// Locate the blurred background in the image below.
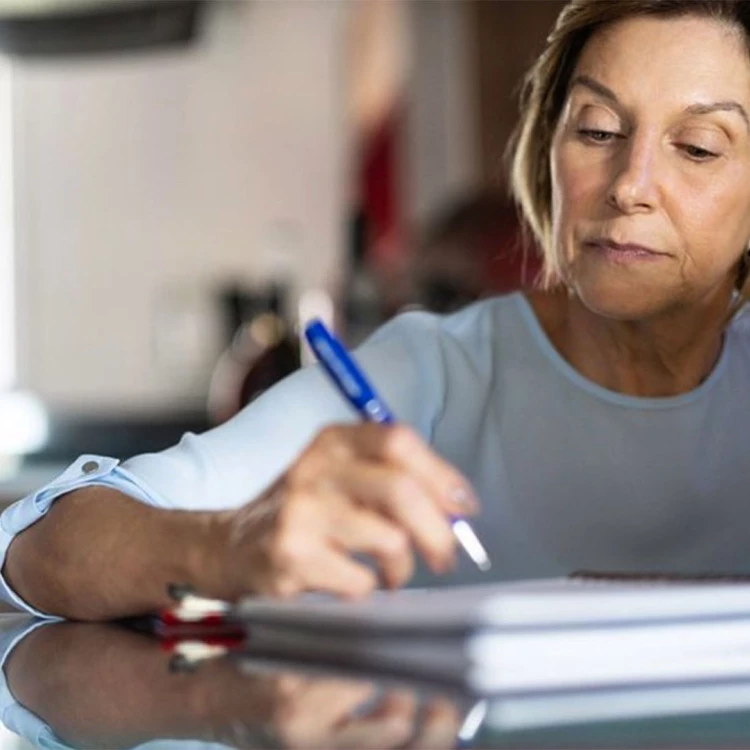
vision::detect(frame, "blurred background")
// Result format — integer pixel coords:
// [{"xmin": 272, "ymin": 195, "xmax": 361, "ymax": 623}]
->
[{"xmin": 0, "ymin": 0, "xmax": 563, "ymax": 507}]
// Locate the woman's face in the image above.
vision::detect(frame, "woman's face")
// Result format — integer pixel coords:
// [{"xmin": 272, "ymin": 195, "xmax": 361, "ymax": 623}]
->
[{"xmin": 550, "ymin": 15, "xmax": 750, "ymax": 319}]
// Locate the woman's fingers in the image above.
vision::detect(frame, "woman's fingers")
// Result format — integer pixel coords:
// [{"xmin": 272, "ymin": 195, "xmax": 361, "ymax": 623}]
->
[
  {"xmin": 329, "ymin": 690, "xmax": 419, "ymax": 750},
  {"xmin": 307, "ymin": 424, "xmax": 477, "ymax": 571},
  {"xmin": 233, "ymin": 422, "xmax": 480, "ymax": 600},
  {"xmin": 313, "ymin": 423, "xmax": 479, "ymax": 517},
  {"xmin": 259, "ymin": 489, "xmax": 414, "ymax": 593},
  {"xmin": 332, "ymin": 463, "xmax": 455, "ymax": 573},
  {"xmin": 276, "ymin": 678, "xmax": 376, "ymax": 748},
  {"xmin": 323, "ymin": 500, "xmax": 415, "ymax": 588},
  {"xmin": 263, "ymin": 514, "xmax": 379, "ymax": 599},
  {"xmin": 374, "ymin": 425, "xmax": 480, "ymax": 517},
  {"xmin": 405, "ymin": 697, "xmax": 462, "ymax": 750},
  {"xmin": 297, "ymin": 546, "xmax": 378, "ymax": 599},
  {"xmin": 333, "ymin": 424, "xmax": 479, "ymax": 515}
]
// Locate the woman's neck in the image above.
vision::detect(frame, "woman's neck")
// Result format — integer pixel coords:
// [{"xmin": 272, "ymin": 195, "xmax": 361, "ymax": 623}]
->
[{"xmin": 525, "ymin": 287, "xmax": 734, "ymax": 398}]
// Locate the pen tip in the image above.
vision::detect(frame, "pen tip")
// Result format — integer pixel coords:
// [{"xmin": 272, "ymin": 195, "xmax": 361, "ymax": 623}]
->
[{"xmin": 451, "ymin": 519, "xmax": 492, "ymax": 573}]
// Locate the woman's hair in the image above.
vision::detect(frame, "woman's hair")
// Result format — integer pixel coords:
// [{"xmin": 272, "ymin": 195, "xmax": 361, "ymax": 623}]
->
[{"xmin": 509, "ymin": 0, "xmax": 750, "ymax": 292}]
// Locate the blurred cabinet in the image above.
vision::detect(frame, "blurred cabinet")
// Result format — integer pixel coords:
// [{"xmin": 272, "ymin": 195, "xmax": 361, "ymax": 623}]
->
[{"xmin": 468, "ymin": 0, "xmax": 566, "ymax": 188}]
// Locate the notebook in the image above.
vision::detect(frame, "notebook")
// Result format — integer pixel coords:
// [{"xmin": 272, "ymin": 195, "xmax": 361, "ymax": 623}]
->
[
  {"xmin": 234, "ymin": 577, "xmax": 750, "ymax": 694},
  {"xmin": 235, "ymin": 576, "xmax": 750, "ymax": 634}
]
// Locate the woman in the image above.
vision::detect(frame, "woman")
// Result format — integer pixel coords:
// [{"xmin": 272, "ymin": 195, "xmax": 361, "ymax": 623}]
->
[{"xmin": 6, "ymin": 0, "xmax": 750, "ymax": 620}]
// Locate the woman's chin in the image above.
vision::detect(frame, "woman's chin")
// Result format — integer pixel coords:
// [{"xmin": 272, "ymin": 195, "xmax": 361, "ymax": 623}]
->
[{"xmin": 571, "ymin": 276, "xmax": 674, "ymax": 321}]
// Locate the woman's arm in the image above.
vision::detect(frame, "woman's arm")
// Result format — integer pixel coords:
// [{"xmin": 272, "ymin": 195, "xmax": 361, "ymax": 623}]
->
[
  {"xmin": 4, "ymin": 423, "xmax": 472, "ymax": 621},
  {"xmin": 3, "ymin": 486, "xmax": 231, "ymax": 620},
  {"xmin": 2, "ymin": 311, "xmax": 457, "ymax": 621}
]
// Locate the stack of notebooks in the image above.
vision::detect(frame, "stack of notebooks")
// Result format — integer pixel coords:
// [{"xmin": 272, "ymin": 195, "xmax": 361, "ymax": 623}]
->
[{"xmin": 227, "ymin": 575, "xmax": 750, "ymax": 696}]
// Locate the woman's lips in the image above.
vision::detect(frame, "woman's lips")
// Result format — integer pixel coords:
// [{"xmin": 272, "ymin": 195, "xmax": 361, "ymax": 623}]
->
[{"xmin": 585, "ymin": 239, "xmax": 667, "ymax": 263}]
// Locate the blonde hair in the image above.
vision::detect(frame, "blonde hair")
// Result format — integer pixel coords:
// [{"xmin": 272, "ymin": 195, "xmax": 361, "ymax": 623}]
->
[{"xmin": 509, "ymin": 0, "xmax": 750, "ymax": 295}]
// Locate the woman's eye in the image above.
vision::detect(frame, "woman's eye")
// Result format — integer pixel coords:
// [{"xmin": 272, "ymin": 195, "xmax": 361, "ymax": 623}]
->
[
  {"xmin": 577, "ymin": 129, "xmax": 619, "ymax": 144},
  {"xmin": 682, "ymin": 143, "xmax": 719, "ymax": 161}
]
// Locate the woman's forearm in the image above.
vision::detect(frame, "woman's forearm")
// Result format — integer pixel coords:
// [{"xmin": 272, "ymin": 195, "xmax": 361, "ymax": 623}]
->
[{"xmin": 2, "ymin": 487, "xmax": 230, "ymax": 620}]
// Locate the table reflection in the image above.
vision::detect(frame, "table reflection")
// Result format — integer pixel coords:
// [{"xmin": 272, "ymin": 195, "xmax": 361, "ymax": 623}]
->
[
  {"xmin": 2, "ymin": 621, "xmax": 467, "ymax": 750},
  {"xmin": 8, "ymin": 619, "xmax": 750, "ymax": 750}
]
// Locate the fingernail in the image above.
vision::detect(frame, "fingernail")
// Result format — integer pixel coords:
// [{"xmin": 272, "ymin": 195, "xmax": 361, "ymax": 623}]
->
[{"xmin": 450, "ymin": 486, "xmax": 479, "ymax": 513}]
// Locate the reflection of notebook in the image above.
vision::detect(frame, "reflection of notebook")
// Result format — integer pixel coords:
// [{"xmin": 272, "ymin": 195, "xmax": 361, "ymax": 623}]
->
[
  {"xmin": 239, "ymin": 617, "xmax": 750, "ymax": 694},
  {"xmin": 235, "ymin": 577, "xmax": 750, "ymax": 694},
  {"xmin": 485, "ymin": 679, "xmax": 750, "ymax": 731},
  {"xmin": 482, "ymin": 681, "xmax": 750, "ymax": 749}
]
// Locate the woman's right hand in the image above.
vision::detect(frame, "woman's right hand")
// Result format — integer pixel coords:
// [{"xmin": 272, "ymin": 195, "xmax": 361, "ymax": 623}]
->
[{"xmin": 215, "ymin": 423, "xmax": 479, "ymax": 600}]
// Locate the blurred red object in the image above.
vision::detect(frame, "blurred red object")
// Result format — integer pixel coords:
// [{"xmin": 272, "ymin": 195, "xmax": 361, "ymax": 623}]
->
[{"xmin": 410, "ymin": 191, "xmax": 543, "ymax": 313}]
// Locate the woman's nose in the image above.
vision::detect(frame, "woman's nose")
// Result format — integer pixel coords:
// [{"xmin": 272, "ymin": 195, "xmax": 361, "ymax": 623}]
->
[{"xmin": 606, "ymin": 136, "xmax": 659, "ymax": 214}]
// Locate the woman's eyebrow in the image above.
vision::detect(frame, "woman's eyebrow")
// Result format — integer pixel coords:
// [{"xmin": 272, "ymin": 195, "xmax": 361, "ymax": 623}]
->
[
  {"xmin": 684, "ymin": 102, "xmax": 749, "ymax": 130},
  {"xmin": 570, "ymin": 75, "xmax": 620, "ymax": 104},
  {"xmin": 570, "ymin": 74, "xmax": 749, "ymax": 130}
]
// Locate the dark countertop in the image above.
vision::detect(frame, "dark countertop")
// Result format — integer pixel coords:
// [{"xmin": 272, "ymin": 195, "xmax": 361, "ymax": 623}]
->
[
  {"xmin": 2, "ymin": 616, "xmax": 750, "ymax": 750},
  {"xmin": 0, "ymin": 618, "xmax": 470, "ymax": 750}
]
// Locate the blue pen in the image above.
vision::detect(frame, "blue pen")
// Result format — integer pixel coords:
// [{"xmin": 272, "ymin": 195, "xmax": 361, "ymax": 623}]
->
[{"xmin": 304, "ymin": 317, "xmax": 491, "ymax": 572}]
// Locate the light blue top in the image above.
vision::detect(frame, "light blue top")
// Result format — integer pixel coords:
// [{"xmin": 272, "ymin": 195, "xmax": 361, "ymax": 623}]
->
[{"xmin": 4, "ymin": 291, "xmax": 750, "ymax": 617}]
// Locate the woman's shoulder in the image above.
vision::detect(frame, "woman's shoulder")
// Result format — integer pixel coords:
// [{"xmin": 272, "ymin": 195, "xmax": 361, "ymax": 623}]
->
[
  {"xmin": 371, "ymin": 292, "xmax": 525, "ymax": 347},
  {"xmin": 358, "ymin": 293, "xmax": 528, "ymax": 381},
  {"xmin": 709, "ymin": 305, "xmax": 750, "ymax": 388}
]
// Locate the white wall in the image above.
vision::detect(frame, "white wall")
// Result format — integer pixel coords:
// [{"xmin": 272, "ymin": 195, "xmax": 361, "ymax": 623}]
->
[
  {"xmin": 11, "ymin": 1, "xmax": 350, "ymax": 413},
  {"xmin": 0, "ymin": 60, "xmax": 14, "ymax": 391}
]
